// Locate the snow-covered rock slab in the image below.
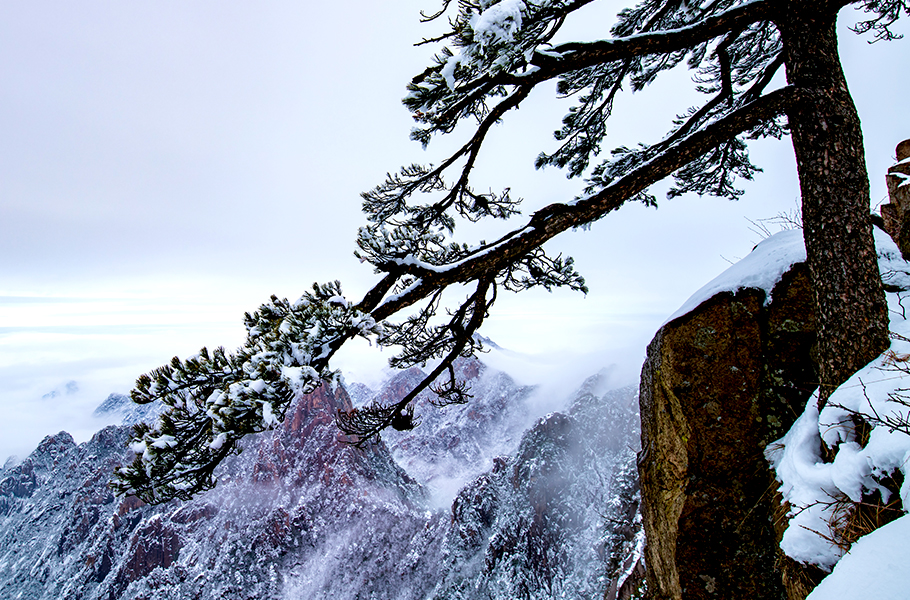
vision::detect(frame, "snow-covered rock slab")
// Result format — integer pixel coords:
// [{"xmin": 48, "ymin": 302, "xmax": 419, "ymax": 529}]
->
[{"xmin": 666, "ymin": 229, "xmax": 806, "ymax": 324}]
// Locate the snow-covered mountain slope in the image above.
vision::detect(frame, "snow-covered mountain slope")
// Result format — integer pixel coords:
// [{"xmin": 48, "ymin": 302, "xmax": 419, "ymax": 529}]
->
[
  {"xmin": 424, "ymin": 380, "xmax": 641, "ymax": 599},
  {"xmin": 378, "ymin": 358, "xmax": 539, "ymax": 505},
  {"xmin": 93, "ymin": 392, "xmax": 165, "ymax": 427},
  {"xmin": 0, "ymin": 360, "xmax": 641, "ymax": 599},
  {"xmin": 0, "ymin": 382, "xmax": 430, "ymax": 600}
]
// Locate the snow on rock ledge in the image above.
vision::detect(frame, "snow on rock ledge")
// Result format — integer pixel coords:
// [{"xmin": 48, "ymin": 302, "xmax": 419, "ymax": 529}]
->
[
  {"xmin": 768, "ymin": 228, "xmax": 910, "ymax": 574},
  {"xmin": 666, "ymin": 229, "xmax": 806, "ymax": 325},
  {"xmin": 805, "ymin": 514, "xmax": 910, "ymax": 600}
]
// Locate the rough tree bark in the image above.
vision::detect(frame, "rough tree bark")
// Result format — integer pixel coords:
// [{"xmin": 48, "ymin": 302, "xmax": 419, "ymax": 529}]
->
[{"xmin": 778, "ymin": 0, "xmax": 890, "ymax": 405}]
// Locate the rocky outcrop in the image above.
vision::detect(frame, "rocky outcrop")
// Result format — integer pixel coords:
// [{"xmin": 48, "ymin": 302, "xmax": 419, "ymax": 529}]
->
[
  {"xmin": 639, "ymin": 257, "xmax": 818, "ymax": 599},
  {"xmin": 880, "ymin": 139, "xmax": 910, "ymax": 259}
]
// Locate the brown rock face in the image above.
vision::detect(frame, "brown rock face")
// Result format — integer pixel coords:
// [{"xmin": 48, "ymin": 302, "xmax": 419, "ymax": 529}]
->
[
  {"xmin": 119, "ymin": 516, "xmax": 182, "ymax": 585},
  {"xmin": 897, "ymin": 140, "xmax": 910, "ymax": 162},
  {"xmin": 639, "ymin": 263, "xmax": 817, "ymax": 600},
  {"xmin": 880, "ymin": 139, "xmax": 910, "ymax": 259}
]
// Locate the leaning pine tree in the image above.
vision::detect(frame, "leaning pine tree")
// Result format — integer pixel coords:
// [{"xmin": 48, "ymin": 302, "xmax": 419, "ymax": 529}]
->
[{"xmin": 115, "ymin": 0, "xmax": 906, "ymax": 504}]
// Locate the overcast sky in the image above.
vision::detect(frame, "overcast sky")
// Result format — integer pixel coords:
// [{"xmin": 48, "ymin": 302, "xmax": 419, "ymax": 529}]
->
[{"xmin": 0, "ymin": 1, "xmax": 907, "ymax": 461}]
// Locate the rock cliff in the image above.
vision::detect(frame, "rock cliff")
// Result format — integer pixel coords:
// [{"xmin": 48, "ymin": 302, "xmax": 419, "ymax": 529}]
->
[
  {"xmin": 880, "ymin": 140, "xmax": 910, "ymax": 260},
  {"xmin": 639, "ymin": 231, "xmax": 819, "ymax": 599},
  {"xmin": 0, "ymin": 382, "xmax": 428, "ymax": 600}
]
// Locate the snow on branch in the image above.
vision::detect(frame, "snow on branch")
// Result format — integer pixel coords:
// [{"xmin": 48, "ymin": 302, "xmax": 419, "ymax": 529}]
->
[
  {"xmin": 114, "ymin": 282, "xmax": 382, "ymax": 503},
  {"xmin": 405, "ymin": 0, "xmax": 782, "ymax": 238}
]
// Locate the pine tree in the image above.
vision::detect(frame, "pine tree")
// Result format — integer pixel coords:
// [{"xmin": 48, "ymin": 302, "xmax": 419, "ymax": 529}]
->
[{"xmin": 114, "ymin": 0, "xmax": 907, "ymax": 504}]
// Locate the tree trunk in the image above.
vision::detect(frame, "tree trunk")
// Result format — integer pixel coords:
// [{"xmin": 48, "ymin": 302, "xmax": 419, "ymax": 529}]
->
[{"xmin": 779, "ymin": 0, "xmax": 889, "ymax": 405}]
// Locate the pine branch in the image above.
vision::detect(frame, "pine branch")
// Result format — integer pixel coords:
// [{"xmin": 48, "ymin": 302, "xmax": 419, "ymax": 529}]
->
[
  {"xmin": 370, "ymin": 86, "xmax": 794, "ymax": 322},
  {"xmin": 850, "ymin": 0, "xmax": 910, "ymax": 41},
  {"xmin": 529, "ymin": 1, "xmax": 773, "ymax": 74},
  {"xmin": 336, "ymin": 279, "xmax": 494, "ymax": 445}
]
